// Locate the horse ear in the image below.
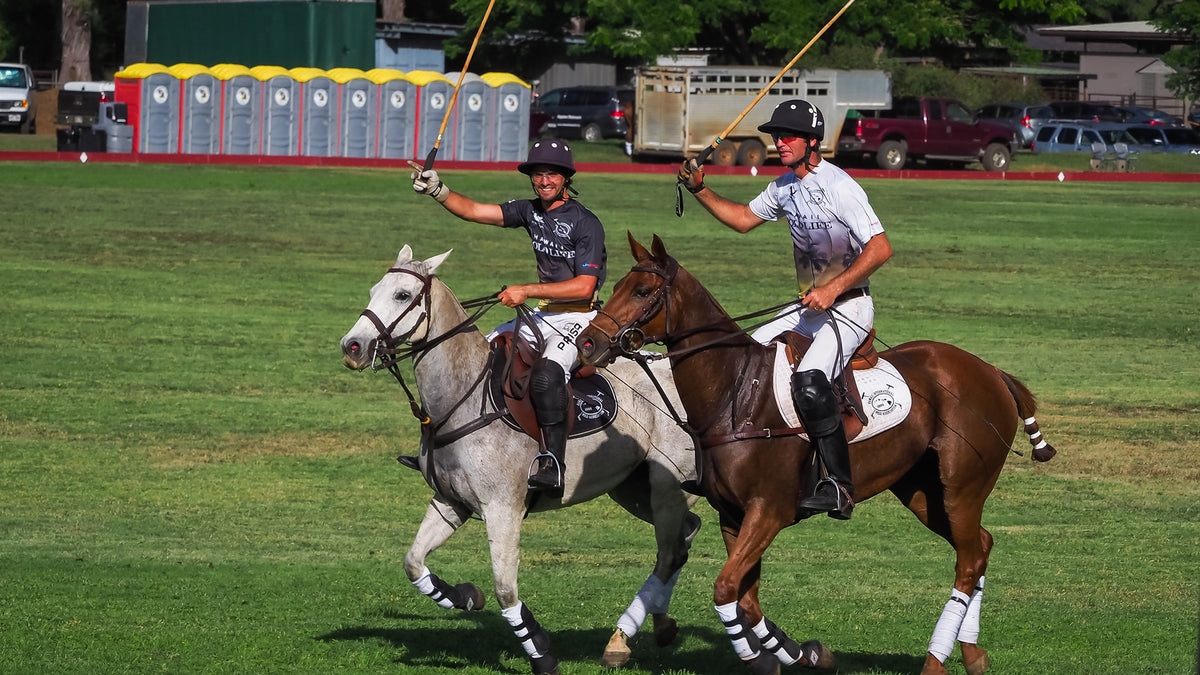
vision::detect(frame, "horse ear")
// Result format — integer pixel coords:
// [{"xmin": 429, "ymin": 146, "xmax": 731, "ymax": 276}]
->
[
  {"xmin": 423, "ymin": 249, "xmax": 452, "ymax": 274},
  {"xmin": 627, "ymin": 231, "xmax": 651, "ymax": 262},
  {"xmin": 396, "ymin": 245, "xmax": 414, "ymax": 265},
  {"xmin": 650, "ymin": 234, "xmax": 668, "ymax": 261}
]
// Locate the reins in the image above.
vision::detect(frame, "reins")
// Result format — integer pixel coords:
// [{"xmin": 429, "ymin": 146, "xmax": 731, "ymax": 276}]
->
[{"xmin": 360, "ymin": 267, "xmax": 508, "ymax": 445}]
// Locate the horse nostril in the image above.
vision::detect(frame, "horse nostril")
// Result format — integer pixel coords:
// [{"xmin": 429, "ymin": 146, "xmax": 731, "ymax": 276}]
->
[{"xmin": 345, "ymin": 340, "xmax": 361, "ymax": 356}]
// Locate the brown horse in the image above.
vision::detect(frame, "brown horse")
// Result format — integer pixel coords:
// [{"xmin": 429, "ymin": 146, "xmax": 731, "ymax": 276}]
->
[{"xmin": 576, "ymin": 234, "xmax": 1056, "ymax": 675}]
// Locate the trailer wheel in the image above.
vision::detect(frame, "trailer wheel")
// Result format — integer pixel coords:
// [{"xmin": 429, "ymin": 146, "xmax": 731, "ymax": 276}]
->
[
  {"xmin": 876, "ymin": 140, "xmax": 907, "ymax": 170},
  {"xmin": 713, "ymin": 142, "xmax": 738, "ymax": 166},
  {"xmin": 735, "ymin": 139, "xmax": 767, "ymax": 167}
]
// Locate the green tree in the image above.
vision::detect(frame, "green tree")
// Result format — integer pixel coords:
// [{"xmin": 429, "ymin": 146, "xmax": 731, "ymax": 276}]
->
[{"xmin": 1152, "ymin": 0, "xmax": 1200, "ymax": 102}]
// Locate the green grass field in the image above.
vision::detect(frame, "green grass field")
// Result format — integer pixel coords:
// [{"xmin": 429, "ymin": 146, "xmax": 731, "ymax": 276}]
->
[{"xmin": 1, "ymin": 161, "xmax": 1197, "ymax": 674}]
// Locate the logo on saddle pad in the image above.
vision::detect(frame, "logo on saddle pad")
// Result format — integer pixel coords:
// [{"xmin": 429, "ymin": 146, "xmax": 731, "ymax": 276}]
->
[{"xmin": 771, "ymin": 343, "xmax": 912, "ymax": 443}]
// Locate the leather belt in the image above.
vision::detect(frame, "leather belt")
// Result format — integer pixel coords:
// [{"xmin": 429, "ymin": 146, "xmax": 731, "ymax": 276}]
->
[{"xmin": 834, "ymin": 287, "xmax": 870, "ymax": 303}]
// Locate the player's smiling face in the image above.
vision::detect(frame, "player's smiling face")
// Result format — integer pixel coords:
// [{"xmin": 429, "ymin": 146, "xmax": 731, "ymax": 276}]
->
[{"xmin": 529, "ymin": 166, "xmax": 567, "ymax": 203}]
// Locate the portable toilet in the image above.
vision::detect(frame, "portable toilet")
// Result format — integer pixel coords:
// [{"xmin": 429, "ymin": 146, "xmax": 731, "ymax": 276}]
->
[
  {"xmin": 482, "ymin": 73, "xmax": 531, "ymax": 162},
  {"xmin": 252, "ymin": 66, "xmax": 299, "ymax": 156},
  {"xmin": 406, "ymin": 71, "xmax": 453, "ymax": 163},
  {"xmin": 444, "ymin": 72, "xmax": 490, "ymax": 161},
  {"xmin": 170, "ymin": 63, "xmax": 221, "ymax": 154},
  {"xmin": 212, "ymin": 63, "xmax": 260, "ymax": 155},
  {"xmin": 292, "ymin": 67, "xmax": 338, "ymax": 157},
  {"xmin": 114, "ymin": 63, "xmax": 178, "ymax": 154},
  {"xmin": 367, "ymin": 69, "xmax": 416, "ymax": 160},
  {"xmin": 328, "ymin": 67, "xmax": 374, "ymax": 159}
]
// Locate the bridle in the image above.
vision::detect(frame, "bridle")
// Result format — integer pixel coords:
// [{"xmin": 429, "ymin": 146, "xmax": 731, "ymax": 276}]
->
[
  {"xmin": 589, "ymin": 256, "xmax": 681, "ymax": 357},
  {"xmin": 356, "ymin": 265, "xmax": 504, "ymax": 445},
  {"xmin": 359, "ymin": 267, "xmax": 435, "ymax": 370}
]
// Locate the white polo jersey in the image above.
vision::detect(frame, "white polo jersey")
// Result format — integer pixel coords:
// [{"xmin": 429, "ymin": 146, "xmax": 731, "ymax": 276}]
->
[{"xmin": 748, "ymin": 161, "xmax": 884, "ymax": 292}]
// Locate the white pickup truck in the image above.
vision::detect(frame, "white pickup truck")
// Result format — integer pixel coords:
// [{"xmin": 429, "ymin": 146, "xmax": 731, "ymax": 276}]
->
[{"xmin": 0, "ymin": 62, "xmax": 37, "ymax": 134}]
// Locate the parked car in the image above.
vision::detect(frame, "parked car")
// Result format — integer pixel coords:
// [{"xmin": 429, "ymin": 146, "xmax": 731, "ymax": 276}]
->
[
  {"xmin": 1048, "ymin": 101, "xmax": 1124, "ymax": 123},
  {"xmin": 0, "ymin": 62, "xmax": 37, "ymax": 134},
  {"xmin": 837, "ymin": 96, "xmax": 1015, "ymax": 171},
  {"xmin": 531, "ymin": 85, "xmax": 634, "ymax": 142},
  {"xmin": 976, "ymin": 102, "xmax": 1054, "ymax": 148},
  {"xmin": 1115, "ymin": 106, "xmax": 1183, "ymax": 126},
  {"xmin": 1031, "ymin": 122, "xmax": 1138, "ymax": 154},
  {"xmin": 1124, "ymin": 124, "xmax": 1200, "ymax": 154}
]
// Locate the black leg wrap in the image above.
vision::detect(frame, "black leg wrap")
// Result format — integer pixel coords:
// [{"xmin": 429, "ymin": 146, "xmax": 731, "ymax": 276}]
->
[
  {"xmin": 721, "ymin": 605, "xmax": 763, "ymax": 660},
  {"xmin": 748, "ymin": 651, "xmax": 782, "ymax": 675},
  {"xmin": 426, "ymin": 573, "xmax": 483, "ymax": 611},
  {"xmin": 792, "ymin": 369, "xmax": 854, "ymax": 519},
  {"xmin": 512, "ymin": 604, "xmax": 558, "ymax": 675},
  {"xmin": 760, "ymin": 617, "xmax": 804, "ymax": 666}
]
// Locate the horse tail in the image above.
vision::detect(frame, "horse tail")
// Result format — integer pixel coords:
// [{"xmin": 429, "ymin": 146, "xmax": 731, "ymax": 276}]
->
[{"xmin": 998, "ymin": 369, "xmax": 1057, "ymax": 463}]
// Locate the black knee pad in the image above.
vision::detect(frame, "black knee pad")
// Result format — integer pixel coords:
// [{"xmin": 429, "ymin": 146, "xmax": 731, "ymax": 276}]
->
[
  {"xmin": 791, "ymin": 369, "xmax": 840, "ymax": 432},
  {"xmin": 530, "ymin": 358, "xmax": 568, "ymax": 425}
]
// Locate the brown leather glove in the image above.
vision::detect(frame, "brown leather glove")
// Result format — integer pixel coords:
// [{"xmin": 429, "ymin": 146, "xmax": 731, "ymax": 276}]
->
[{"xmin": 677, "ymin": 158, "xmax": 705, "ymax": 194}]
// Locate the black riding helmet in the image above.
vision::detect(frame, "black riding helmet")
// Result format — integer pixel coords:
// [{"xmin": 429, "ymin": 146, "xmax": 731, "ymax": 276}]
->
[
  {"xmin": 518, "ymin": 139, "xmax": 576, "ymax": 177},
  {"xmin": 757, "ymin": 99, "xmax": 825, "ymax": 141}
]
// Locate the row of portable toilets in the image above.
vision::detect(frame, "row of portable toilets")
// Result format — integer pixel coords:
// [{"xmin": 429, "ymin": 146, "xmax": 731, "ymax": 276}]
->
[{"xmin": 112, "ymin": 63, "xmax": 532, "ymax": 161}]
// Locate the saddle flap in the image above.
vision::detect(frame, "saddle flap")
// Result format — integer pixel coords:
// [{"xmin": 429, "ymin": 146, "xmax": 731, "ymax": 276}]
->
[{"xmin": 487, "ymin": 336, "xmax": 619, "ymax": 443}]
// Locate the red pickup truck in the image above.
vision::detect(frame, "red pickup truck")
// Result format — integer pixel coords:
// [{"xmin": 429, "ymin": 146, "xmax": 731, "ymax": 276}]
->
[{"xmin": 837, "ymin": 96, "xmax": 1016, "ymax": 171}]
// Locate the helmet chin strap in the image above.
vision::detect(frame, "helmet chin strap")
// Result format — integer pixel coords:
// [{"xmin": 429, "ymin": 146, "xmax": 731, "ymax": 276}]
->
[{"xmin": 530, "ymin": 177, "xmax": 576, "ymax": 203}]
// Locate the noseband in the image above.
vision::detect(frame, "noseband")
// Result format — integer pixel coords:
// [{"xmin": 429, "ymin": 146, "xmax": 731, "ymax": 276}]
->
[
  {"xmin": 592, "ymin": 257, "xmax": 679, "ymax": 355},
  {"xmin": 359, "ymin": 266, "xmax": 434, "ymax": 369}
]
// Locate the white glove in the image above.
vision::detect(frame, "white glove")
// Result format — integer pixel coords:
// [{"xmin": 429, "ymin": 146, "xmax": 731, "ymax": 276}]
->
[{"xmin": 407, "ymin": 161, "xmax": 449, "ymax": 203}]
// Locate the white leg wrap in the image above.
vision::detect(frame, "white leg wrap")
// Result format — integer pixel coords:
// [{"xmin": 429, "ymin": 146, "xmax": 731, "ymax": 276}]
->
[
  {"xmin": 928, "ymin": 589, "xmax": 971, "ymax": 662},
  {"xmin": 412, "ymin": 566, "xmax": 456, "ymax": 609},
  {"xmin": 502, "ymin": 602, "xmax": 547, "ymax": 660},
  {"xmin": 957, "ymin": 576, "xmax": 984, "ymax": 644},
  {"xmin": 716, "ymin": 601, "xmax": 759, "ymax": 661},
  {"xmin": 617, "ymin": 571, "xmax": 679, "ymax": 636},
  {"xmin": 616, "ymin": 594, "xmax": 648, "ymax": 637}
]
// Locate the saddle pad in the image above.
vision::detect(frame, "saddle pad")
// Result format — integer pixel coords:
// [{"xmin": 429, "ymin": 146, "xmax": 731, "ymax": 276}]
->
[
  {"xmin": 491, "ymin": 369, "xmax": 619, "ymax": 440},
  {"xmin": 771, "ymin": 342, "xmax": 911, "ymax": 443}
]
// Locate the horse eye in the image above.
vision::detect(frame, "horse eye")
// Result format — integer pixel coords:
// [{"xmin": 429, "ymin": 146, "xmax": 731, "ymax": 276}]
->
[
  {"xmin": 395, "ymin": 291, "xmax": 411, "ymax": 302},
  {"xmin": 633, "ymin": 286, "xmax": 652, "ymax": 298}
]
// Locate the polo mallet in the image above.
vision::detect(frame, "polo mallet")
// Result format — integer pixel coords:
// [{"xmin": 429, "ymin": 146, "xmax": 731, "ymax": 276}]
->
[
  {"xmin": 420, "ymin": 0, "xmax": 498, "ymax": 172},
  {"xmin": 676, "ymin": 0, "xmax": 856, "ymax": 215}
]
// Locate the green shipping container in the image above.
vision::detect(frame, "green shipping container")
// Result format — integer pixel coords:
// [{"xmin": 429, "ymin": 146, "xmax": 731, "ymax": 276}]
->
[{"xmin": 144, "ymin": 1, "xmax": 374, "ymax": 70}]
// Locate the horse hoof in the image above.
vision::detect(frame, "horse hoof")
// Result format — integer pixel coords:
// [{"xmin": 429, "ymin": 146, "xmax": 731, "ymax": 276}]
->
[
  {"xmin": 652, "ymin": 614, "xmax": 679, "ymax": 647},
  {"xmin": 798, "ymin": 640, "xmax": 836, "ymax": 669},
  {"xmin": 920, "ymin": 653, "xmax": 949, "ymax": 675},
  {"xmin": 600, "ymin": 629, "xmax": 631, "ymax": 668},
  {"xmin": 962, "ymin": 645, "xmax": 990, "ymax": 675},
  {"xmin": 455, "ymin": 583, "xmax": 486, "ymax": 611}
]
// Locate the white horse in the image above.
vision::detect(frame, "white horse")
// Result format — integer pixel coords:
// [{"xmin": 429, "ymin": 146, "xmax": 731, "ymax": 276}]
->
[{"xmin": 340, "ymin": 246, "xmax": 701, "ymax": 675}]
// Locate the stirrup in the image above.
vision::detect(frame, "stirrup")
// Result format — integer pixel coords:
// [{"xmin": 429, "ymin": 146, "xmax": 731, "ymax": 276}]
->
[
  {"xmin": 800, "ymin": 479, "xmax": 854, "ymax": 520},
  {"xmin": 527, "ymin": 451, "xmax": 564, "ymax": 491}
]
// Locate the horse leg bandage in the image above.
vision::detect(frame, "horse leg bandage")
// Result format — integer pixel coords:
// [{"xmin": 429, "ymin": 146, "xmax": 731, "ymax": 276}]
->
[
  {"xmin": 928, "ymin": 588, "xmax": 971, "ymax": 662},
  {"xmin": 412, "ymin": 566, "xmax": 473, "ymax": 610},
  {"xmin": 956, "ymin": 576, "xmax": 984, "ymax": 644},
  {"xmin": 752, "ymin": 616, "xmax": 804, "ymax": 666},
  {"xmin": 617, "ymin": 571, "xmax": 679, "ymax": 637},
  {"xmin": 716, "ymin": 601, "xmax": 762, "ymax": 661},
  {"xmin": 502, "ymin": 602, "xmax": 557, "ymax": 673}
]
